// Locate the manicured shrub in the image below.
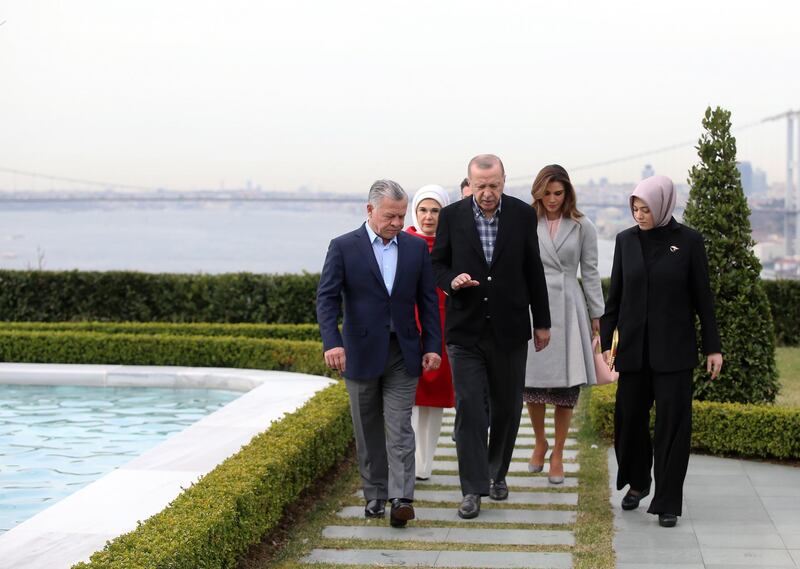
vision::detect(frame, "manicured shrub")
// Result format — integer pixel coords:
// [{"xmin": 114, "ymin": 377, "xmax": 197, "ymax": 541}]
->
[
  {"xmin": 0, "ymin": 326, "xmax": 349, "ymax": 568},
  {"xmin": 72, "ymin": 382, "xmax": 353, "ymax": 569},
  {"xmin": 0, "ymin": 329, "xmax": 331, "ymax": 377},
  {"xmin": 0, "ymin": 271, "xmax": 320, "ymax": 323},
  {"xmin": 683, "ymin": 106, "xmax": 778, "ymax": 403},
  {"xmin": 587, "ymin": 384, "xmax": 800, "ymax": 460},
  {"xmin": 763, "ymin": 280, "xmax": 800, "ymax": 346},
  {"xmin": 1, "ymin": 321, "xmax": 322, "ymax": 341}
]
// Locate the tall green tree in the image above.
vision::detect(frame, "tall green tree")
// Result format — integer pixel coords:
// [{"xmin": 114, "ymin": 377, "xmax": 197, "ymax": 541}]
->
[{"xmin": 683, "ymin": 106, "xmax": 778, "ymax": 403}]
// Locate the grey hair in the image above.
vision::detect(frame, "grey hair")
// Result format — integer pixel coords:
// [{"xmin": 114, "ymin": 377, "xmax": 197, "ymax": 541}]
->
[
  {"xmin": 467, "ymin": 154, "xmax": 505, "ymax": 177},
  {"xmin": 368, "ymin": 179, "xmax": 407, "ymax": 207}
]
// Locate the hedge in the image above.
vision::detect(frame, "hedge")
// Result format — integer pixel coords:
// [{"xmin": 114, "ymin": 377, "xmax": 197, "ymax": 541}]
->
[
  {"xmin": 2, "ymin": 270, "xmax": 799, "ymax": 344},
  {"xmin": 588, "ymin": 384, "xmax": 800, "ymax": 460},
  {"xmin": 0, "ymin": 270, "xmax": 319, "ymax": 323},
  {"xmin": 0, "ymin": 327, "xmax": 351, "ymax": 568},
  {"xmin": 74, "ymin": 382, "xmax": 352, "ymax": 569},
  {"xmin": 0, "ymin": 329, "xmax": 330, "ymax": 376},
  {"xmin": 0, "ymin": 321, "xmax": 322, "ymax": 341}
]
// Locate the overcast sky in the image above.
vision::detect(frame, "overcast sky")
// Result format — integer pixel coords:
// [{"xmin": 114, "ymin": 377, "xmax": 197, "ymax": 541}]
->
[{"xmin": 1, "ymin": 1, "xmax": 798, "ymax": 193}]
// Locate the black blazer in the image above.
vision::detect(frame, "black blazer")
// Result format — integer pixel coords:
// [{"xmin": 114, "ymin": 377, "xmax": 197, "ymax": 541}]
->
[
  {"xmin": 600, "ymin": 219, "xmax": 721, "ymax": 373},
  {"xmin": 430, "ymin": 195, "xmax": 550, "ymax": 348},
  {"xmin": 316, "ymin": 224, "xmax": 441, "ymax": 381}
]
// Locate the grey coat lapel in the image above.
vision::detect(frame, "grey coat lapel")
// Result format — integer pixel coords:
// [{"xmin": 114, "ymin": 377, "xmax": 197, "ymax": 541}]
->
[
  {"xmin": 537, "ymin": 217, "xmax": 562, "ymax": 270},
  {"xmin": 553, "ymin": 217, "xmax": 578, "ymax": 253}
]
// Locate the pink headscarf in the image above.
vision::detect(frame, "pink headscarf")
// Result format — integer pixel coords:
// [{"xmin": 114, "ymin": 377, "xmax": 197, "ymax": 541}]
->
[{"xmin": 630, "ymin": 175, "xmax": 676, "ymax": 228}]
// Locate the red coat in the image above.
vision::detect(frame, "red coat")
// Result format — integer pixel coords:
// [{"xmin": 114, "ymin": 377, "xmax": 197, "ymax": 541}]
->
[{"xmin": 406, "ymin": 226, "xmax": 455, "ymax": 408}]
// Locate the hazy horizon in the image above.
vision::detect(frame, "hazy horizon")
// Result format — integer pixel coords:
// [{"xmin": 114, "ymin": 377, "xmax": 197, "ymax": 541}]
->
[{"xmin": 1, "ymin": 1, "xmax": 798, "ymax": 194}]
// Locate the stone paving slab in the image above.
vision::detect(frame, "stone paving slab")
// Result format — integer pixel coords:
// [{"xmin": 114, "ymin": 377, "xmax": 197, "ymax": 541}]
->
[
  {"xmin": 608, "ymin": 447, "xmax": 800, "ymax": 569},
  {"xmin": 616, "ymin": 565, "xmax": 705, "ymax": 569},
  {"xmin": 437, "ymin": 437, "xmax": 578, "ymax": 449},
  {"xmin": 443, "ymin": 418, "xmax": 553, "ymax": 427},
  {"xmin": 435, "ymin": 448, "xmax": 578, "ymax": 461},
  {"xmin": 303, "ymin": 549, "xmax": 573, "ymax": 568},
  {"xmin": 700, "ymin": 547, "xmax": 797, "ymax": 566},
  {"xmin": 415, "ymin": 474, "xmax": 578, "ymax": 489},
  {"xmin": 321, "ymin": 525, "xmax": 575, "ymax": 545},
  {"xmin": 355, "ymin": 489, "xmax": 578, "ymax": 506},
  {"xmin": 337, "ymin": 506, "xmax": 576, "ymax": 525},
  {"xmin": 433, "ymin": 460, "xmax": 579, "ymax": 473},
  {"xmin": 438, "ymin": 426, "xmax": 577, "ymax": 436}
]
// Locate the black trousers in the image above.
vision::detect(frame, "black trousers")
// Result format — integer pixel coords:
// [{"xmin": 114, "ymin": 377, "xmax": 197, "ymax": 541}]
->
[
  {"xmin": 447, "ymin": 327, "xmax": 528, "ymax": 496},
  {"xmin": 614, "ymin": 360, "xmax": 693, "ymax": 516}
]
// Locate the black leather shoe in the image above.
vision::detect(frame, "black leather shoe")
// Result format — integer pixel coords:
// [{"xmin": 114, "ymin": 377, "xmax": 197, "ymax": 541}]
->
[
  {"xmin": 489, "ymin": 479, "xmax": 508, "ymax": 501},
  {"xmin": 658, "ymin": 513, "xmax": 678, "ymax": 527},
  {"xmin": 364, "ymin": 498, "xmax": 386, "ymax": 518},
  {"xmin": 621, "ymin": 488, "xmax": 650, "ymax": 511},
  {"xmin": 389, "ymin": 499, "xmax": 415, "ymax": 528},
  {"xmin": 457, "ymin": 494, "xmax": 481, "ymax": 519}
]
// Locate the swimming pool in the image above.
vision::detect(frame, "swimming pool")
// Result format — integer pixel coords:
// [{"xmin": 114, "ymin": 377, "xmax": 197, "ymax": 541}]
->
[{"xmin": 0, "ymin": 385, "xmax": 240, "ymax": 533}]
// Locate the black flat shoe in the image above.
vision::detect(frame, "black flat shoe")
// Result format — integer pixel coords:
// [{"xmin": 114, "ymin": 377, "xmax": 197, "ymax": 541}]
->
[
  {"xmin": 364, "ymin": 498, "xmax": 386, "ymax": 518},
  {"xmin": 658, "ymin": 513, "xmax": 678, "ymax": 527},
  {"xmin": 457, "ymin": 494, "xmax": 481, "ymax": 519},
  {"xmin": 621, "ymin": 487, "xmax": 650, "ymax": 511},
  {"xmin": 389, "ymin": 498, "xmax": 415, "ymax": 528},
  {"xmin": 489, "ymin": 479, "xmax": 508, "ymax": 501}
]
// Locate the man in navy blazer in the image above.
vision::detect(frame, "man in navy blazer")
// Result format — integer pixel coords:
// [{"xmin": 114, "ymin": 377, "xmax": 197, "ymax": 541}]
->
[{"xmin": 317, "ymin": 179, "xmax": 442, "ymax": 529}]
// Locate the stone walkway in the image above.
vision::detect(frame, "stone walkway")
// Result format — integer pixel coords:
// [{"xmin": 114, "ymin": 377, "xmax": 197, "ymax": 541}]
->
[
  {"xmin": 303, "ymin": 408, "xmax": 579, "ymax": 568},
  {"xmin": 609, "ymin": 449, "xmax": 800, "ymax": 568}
]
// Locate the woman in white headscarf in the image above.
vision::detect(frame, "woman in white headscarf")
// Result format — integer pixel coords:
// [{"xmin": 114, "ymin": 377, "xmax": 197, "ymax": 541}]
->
[
  {"xmin": 406, "ymin": 184, "xmax": 454, "ymax": 480},
  {"xmin": 600, "ymin": 175, "xmax": 723, "ymax": 528}
]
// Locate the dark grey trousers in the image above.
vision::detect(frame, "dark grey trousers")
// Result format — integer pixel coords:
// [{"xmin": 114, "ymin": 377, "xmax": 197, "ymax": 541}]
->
[
  {"xmin": 345, "ymin": 337, "xmax": 418, "ymax": 501},
  {"xmin": 447, "ymin": 330, "xmax": 528, "ymax": 496}
]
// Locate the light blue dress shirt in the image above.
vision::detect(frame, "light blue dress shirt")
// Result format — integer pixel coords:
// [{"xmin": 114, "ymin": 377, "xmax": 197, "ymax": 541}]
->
[{"xmin": 365, "ymin": 222, "xmax": 398, "ymax": 295}]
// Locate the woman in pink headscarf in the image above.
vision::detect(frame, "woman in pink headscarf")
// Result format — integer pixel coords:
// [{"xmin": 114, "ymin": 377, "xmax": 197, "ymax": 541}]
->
[{"xmin": 600, "ymin": 175, "xmax": 723, "ymax": 528}]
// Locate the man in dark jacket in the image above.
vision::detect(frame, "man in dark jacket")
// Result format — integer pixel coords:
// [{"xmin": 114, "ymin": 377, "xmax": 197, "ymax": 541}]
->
[
  {"xmin": 317, "ymin": 179, "xmax": 441, "ymax": 528},
  {"xmin": 431, "ymin": 154, "xmax": 551, "ymax": 519}
]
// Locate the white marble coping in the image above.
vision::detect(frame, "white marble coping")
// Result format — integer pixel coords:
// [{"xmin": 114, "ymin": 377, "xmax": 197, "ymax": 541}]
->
[{"xmin": 0, "ymin": 363, "xmax": 336, "ymax": 569}]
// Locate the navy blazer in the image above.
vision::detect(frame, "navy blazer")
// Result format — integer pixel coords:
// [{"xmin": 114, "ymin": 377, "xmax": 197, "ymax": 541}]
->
[
  {"xmin": 316, "ymin": 223, "xmax": 441, "ymax": 381},
  {"xmin": 431, "ymin": 195, "xmax": 550, "ymax": 348},
  {"xmin": 600, "ymin": 219, "xmax": 721, "ymax": 373}
]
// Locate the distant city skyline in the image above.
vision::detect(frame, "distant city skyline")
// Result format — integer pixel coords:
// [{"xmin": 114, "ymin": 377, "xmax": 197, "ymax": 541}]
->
[{"xmin": 1, "ymin": 1, "xmax": 798, "ymax": 194}]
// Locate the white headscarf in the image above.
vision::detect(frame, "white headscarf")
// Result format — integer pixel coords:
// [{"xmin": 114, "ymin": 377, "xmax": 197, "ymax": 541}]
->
[{"xmin": 411, "ymin": 184, "xmax": 450, "ymax": 232}]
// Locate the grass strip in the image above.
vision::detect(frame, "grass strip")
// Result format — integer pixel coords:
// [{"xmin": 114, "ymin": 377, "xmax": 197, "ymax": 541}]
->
[{"xmin": 572, "ymin": 389, "xmax": 615, "ymax": 569}]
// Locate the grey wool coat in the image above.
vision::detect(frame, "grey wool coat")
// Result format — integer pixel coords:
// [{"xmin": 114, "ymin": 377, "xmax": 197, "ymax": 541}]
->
[{"xmin": 525, "ymin": 215, "xmax": 605, "ymax": 388}]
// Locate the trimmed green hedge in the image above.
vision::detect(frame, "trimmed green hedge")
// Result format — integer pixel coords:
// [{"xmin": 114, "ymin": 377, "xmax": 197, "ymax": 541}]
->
[
  {"xmin": 1, "ymin": 321, "xmax": 322, "ymax": 341},
  {"xmin": 588, "ymin": 384, "xmax": 800, "ymax": 460},
  {"xmin": 0, "ymin": 327, "xmax": 351, "ymax": 568},
  {"xmin": 0, "ymin": 329, "xmax": 330, "ymax": 376},
  {"xmin": 1, "ymin": 270, "xmax": 799, "ymax": 344},
  {"xmin": 0, "ymin": 270, "xmax": 319, "ymax": 323},
  {"xmin": 764, "ymin": 279, "xmax": 800, "ymax": 346},
  {"xmin": 74, "ymin": 382, "xmax": 351, "ymax": 569}
]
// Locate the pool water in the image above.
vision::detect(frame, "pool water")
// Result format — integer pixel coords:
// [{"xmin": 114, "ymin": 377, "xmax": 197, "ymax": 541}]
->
[{"xmin": 0, "ymin": 385, "xmax": 240, "ymax": 533}]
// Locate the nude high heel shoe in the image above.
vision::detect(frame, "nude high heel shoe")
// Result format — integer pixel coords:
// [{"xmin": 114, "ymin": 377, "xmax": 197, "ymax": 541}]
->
[
  {"xmin": 528, "ymin": 440, "xmax": 549, "ymax": 473},
  {"xmin": 548, "ymin": 452, "xmax": 564, "ymax": 484}
]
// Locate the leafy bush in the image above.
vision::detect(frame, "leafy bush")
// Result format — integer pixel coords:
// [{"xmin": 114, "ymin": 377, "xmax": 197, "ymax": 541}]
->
[
  {"xmin": 0, "ymin": 326, "xmax": 350, "ymax": 568},
  {"xmin": 683, "ymin": 106, "xmax": 778, "ymax": 403},
  {"xmin": 0, "ymin": 329, "xmax": 331, "ymax": 377},
  {"xmin": 763, "ymin": 280, "xmax": 800, "ymax": 346},
  {"xmin": 588, "ymin": 384, "xmax": 800, "ymax": 460},
  {"xmin": 0, "ymin": 270, "xmax": 320, "ymax": 323},
  {"xmin": 73, "ymin": 382, "xmax": 352, "ymax": 569},
  {"xmin": 1, "ymin": 321, "xmax": 322, "ymax": 341}
]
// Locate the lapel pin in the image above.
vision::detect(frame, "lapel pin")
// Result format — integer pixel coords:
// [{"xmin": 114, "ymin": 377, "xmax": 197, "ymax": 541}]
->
[{"xmin": 670, "ymin": 245, "xmax": 679, "ymax": 252}]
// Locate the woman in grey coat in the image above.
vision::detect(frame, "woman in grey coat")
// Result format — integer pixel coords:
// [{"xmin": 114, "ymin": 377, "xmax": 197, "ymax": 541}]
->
[{"xmin": 525, "ymin": 165, "xmax": 604, "ymax": 483}]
